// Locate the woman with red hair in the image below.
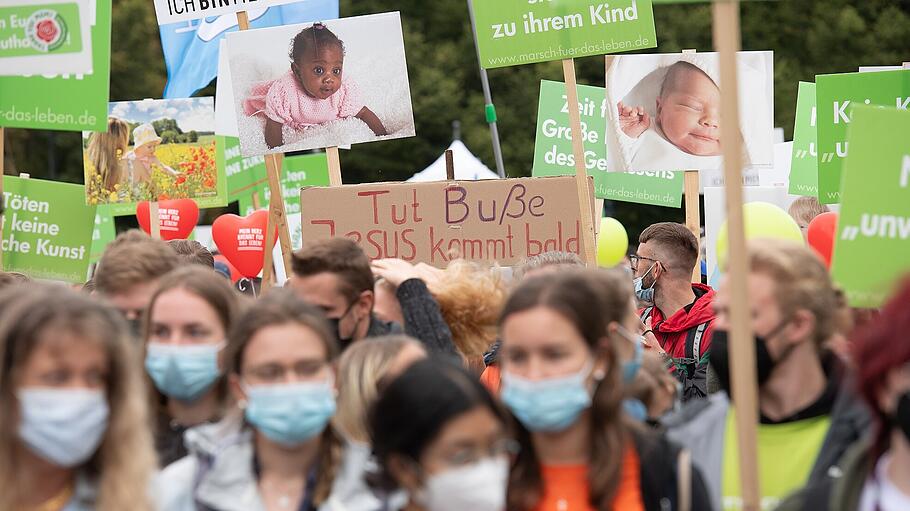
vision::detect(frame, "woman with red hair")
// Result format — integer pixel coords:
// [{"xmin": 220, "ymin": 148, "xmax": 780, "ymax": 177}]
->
[{"xmin": 778, "ymin": 278, "xmax": 910, "ymax": 510}]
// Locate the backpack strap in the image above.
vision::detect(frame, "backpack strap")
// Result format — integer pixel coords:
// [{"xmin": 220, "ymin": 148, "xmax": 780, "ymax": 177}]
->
[
  {"xmin": 682, "ymin": 320, "xmax": 711, "ymax": 378},
  {"xmin": 639, "ymin": 306, "xmax": 653, "ymax": 324}
]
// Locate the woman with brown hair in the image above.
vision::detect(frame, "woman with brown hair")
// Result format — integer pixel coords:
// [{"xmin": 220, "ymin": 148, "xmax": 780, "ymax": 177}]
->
[
  {"xmin": 86, "ymin": 117, "xmax": 130, "ymax": 196},
  {"xmin": 157, "ymin": 289, "xmax": 344, "ymax": 511},
  {"xmin": 142, "ymin": 266, "xmax": 244, "ymax": 466},
  {"xmin": 0, "ymin": 283, "xmax": 156, "ymax": 511},
  {"xmin": 498, "ymin": 268, "xmax": 710, "ymax": 511}
]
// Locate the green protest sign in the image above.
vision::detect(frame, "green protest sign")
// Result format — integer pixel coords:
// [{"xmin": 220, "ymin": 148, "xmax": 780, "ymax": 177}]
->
[
  {"xmin": 238, "ymin": 153, "xmax": 331, "ymax": 216},
  {"xmin": 789, "ymin": 82, "xmax": 818, "ymax": 197},
  {"xmin": 0, "ymin": 2, "xmax": 82, "ymax": 57},
  {"xmin": 0, "ymin": 0, "xmax": 109, "ymax": 131},
  {"xmin": 532, "ymin": 80, "xmax": 683, "ymax": 207},
  {"xmin": 470, "ymin": 0, "xmax": 656, "ymax": 69},
  {"xmin": 1, "ymin": 176, "xmax": 96, "ymax": 282},
  {"xmin": 831, "ymin": 106, "xmax": 910, "ymax": 308},
  {"xmin": 217, "ymin": 136, "xmax": 269, "ymax": 203},
  {"xmin": 0, "ymin": 0, "xmax": 111, "ymax": 131},
  {"xmin": 815, "ymin": 69, "xmax": 910, "ymax": 204},
  {"xmin": 89, "ymin": 206, "xmax": 115, "ymax": 263}
]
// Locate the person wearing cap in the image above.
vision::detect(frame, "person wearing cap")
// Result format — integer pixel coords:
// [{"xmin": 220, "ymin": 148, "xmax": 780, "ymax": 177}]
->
[{"xmin": 125, "ymin": 123, "xmax": 179, "ymax": 191}]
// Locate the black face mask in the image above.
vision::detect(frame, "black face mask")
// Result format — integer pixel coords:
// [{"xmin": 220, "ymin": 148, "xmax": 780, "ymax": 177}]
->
[
  {"xmin": 893, "ymin": 392, "xmax": 910, "ymax": 443},
  {"xmin": 710, "ymin": 321, "xmax": 792, "ymax": 394},
  {"xmin": 329, "ymin": 301, "xmax": 360, "ymax": 351}
]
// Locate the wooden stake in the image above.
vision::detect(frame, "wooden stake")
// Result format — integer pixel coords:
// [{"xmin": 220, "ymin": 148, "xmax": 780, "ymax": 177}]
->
[
  {"xmin": 713, "ymin": 2, "xmax": 760, "ymax": 510},
  {"xmin": 326, "ymin": 147, "xmax": 342, "ymax": 186},
  {"xmin": 265, "ymin": 153, "xmax": 293, "ymax": 274},
  {"xmin": 261, "ymin": 219, "xmax": 275, "ymax": 291},
  {"xmin": 236, "ymin": 11, "xmax": 250, "ymax": 30},
  {"xmin": 149, "ymin": 201, "xmax": 161, "ymax": 239},
  {"xmin": 561, "ymin": 59, "xmax": 597, "ymax": 266},
  {"xmin": 684, "ymin": 170, "xmax": 702, "ymax": 283},
  {"xmin": 445, "ymin": 149, "xmax": 455, "ymax": 181}
]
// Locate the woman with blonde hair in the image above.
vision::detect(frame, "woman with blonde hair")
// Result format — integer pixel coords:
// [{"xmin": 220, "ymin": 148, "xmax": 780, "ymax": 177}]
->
[
  {"xmin": 87, "ymin": 117, "xmax": 130, "ymax": 195},
  {"xmin": 0, "ymin": 283, "xmax": 156, "ymax": 511},
  {"xmin": 334, "ymin": 335, "xmax": 427, "ymax": 443}
]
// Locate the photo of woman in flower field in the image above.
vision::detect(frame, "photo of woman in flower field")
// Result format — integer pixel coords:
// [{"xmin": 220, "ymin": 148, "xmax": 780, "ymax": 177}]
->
[{"xmin": 82, "ymin": 97, "xmax": 222, "ymax": 207}]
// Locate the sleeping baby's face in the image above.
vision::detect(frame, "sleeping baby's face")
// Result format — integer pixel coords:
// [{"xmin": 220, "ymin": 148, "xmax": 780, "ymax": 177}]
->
[
  {"xmin": 656, "ymin": 66, "xmax": 721, "ymax": 157},
  {"xmin": 293, "ymin": 44, "xmax": 344, "ymax": 100}
]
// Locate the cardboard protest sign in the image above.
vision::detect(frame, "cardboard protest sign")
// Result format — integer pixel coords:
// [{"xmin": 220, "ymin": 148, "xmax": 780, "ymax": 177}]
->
[
  {"xmin": 225, "ymin": 12, "xmax": 416, "ymax": 156},
  {"xmin": 532, "ymin": 79, "xmax": 683, "ymax": 207},
  {"xmin": 0, "ymin": 0, "xmax": 110, "ymax": 131},
  {"xmin": 816, "ymin": 69, "xmax": 910, "ymax": 204},
  {"xmin": 82, "ymin": 98, "xmax": 228, "ymax": 215},
  {"xmin": 469, "ymin": 0, "xmax": 657, "ymax": 69},
  {"xmin": 89, "ymin": 206, "xmax": 114, "ymax": 263},
  {"xmin": 604, "ymin": 51, "xmax": 774, "ymax": 173},
  {"xmin": 831, "ymin": 106, "xmax": 910, "ymax": 308},
  {"xmin": 789, "ymin": 82, "xmax": 818, "ymax": 196},
  {"xmin": 300, "ymin": 176, "xmax": 591, "ymax": 267},
  {"xmin": 0, "ymin": 0, "xmax": 92, "ymax": 76},
  {"xmin": 238, "ymin": 152, "xmax": 329, "ymax": 216},
  {"xmin": 1, "ymin": 176, "xmax": 95, "ymax": 282}
]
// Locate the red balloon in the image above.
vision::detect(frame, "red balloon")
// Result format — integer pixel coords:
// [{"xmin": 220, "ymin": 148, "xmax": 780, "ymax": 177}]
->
[
  {"xmin": 137, "ymin": 199, "xmax": 199, "ymax": 241},
  {"xmin": 212, "ymin": 211, "xmax": 277, "ymax": 278},
  {"xmin": 807, "ymin": 211, "xmax": 838, "ymax": 268},
  {"xmin": 213, "ymin": 254, "xmax": 243, "ymax": 283}
]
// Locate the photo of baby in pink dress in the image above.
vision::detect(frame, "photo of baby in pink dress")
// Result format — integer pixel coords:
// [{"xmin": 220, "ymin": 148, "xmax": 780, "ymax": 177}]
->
[
  {"xmin": 243, "ymin": 23, "xmax": 388, "ymax": 149},
  {"xmin": 226, "ymin": 13, "xmax": 416, "ymax": 157}
]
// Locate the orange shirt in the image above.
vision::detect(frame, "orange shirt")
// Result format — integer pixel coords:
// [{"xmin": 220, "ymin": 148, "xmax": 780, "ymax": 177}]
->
[
  {"xmin": 479, "ymin": 364, "xmax": 501, "ymax": 395},
  {"xmin": 533, "ymin": 445, "xmax": 644, "ymax": 511}
]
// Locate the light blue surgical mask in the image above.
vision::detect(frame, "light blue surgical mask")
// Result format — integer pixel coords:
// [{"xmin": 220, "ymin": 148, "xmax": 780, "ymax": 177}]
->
[
  {"xmin": 243, "ymin": 378, "xmax": 336, "ymax": 446},
  {"xmin": 18, "ymin": 388, "xmax": 109, "ymax": 467},
  {"xmin": 145, "ymin": 342, "xmax": 224, "ymax": 402},
  {"xmin": 501, "ymin": 361, "xmax": 593, "ymax": 433},
  {"xmin": 622, "ymin": 399, "xmax": 648, "ymax": 422},
  {"xmin": 633, "ymin": 262, "xmax": 658, "ymax": 304},
  {"xmin": 617, "ymin": 326, "xmax": 644, "ymax": 384}
]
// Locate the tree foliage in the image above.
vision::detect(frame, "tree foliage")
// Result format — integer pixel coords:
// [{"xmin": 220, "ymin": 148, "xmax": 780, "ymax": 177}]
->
[{"xmin": 4, "ymin": 0, "xmax": 910, "ymax": 237}]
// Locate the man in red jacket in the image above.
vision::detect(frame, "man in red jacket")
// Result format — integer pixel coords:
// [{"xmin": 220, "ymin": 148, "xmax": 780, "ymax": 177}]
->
[{"xmin": 632, "ymin": 222, "xmax": 715, "ymax": 401}]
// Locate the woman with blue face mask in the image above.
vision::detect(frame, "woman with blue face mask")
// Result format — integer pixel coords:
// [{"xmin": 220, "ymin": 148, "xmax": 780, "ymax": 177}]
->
[
  {"xmin": 143, "ymin": 266, "xmax": 243, "ymax": 467},
  {"xmin": 370, "ymin": 359, "xmax": 515, "ymax": 511},
  {"xmin": 499, "ymin": 268, "xmax": 711, "ymax": 511},
  {"xmin": 156, "ymin": 289, "xmax": 342, "ymax": 511},
  {"xmin": 0, "ymin": 283, "xmax": 156, "ymax": 511}
]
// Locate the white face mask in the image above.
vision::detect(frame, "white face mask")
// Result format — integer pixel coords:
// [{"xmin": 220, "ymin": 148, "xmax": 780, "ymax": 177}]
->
[
  {"xmin": 18, "ymin": 388, "xmax": 109, "ymax": 467},
  {"xmin": 417, "ymin": 456, "xmax": 509, "ymax": 511}
]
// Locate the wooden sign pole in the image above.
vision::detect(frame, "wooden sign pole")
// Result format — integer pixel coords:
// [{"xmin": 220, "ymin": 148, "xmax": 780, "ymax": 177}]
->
[
  {"xmin": 0, "ymin": 127, "xmax": 5, "ymax": 268},
  {"xmin": 684, "ymin": 170, "xmax": 702, "ymax": 283},
  {"xmin": 326, "ymin": 146, "xmax": 342, "ymax": 186},
  {"xmin": 561, "ymin": 59, "xmax": 597, "ymax": 266},
  {"xmin": 445, "ymin": 149, "xmax": 455, "ymax": 181},
  {"xmin": 713, "ymin": 2, "xmax": 760, "ymax": 510},
  {"xmin": 149, "ymin": 201, "xmax": 161, "ymax": 240}
]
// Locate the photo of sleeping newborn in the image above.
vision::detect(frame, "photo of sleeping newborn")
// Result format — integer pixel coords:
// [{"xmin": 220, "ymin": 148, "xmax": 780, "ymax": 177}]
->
[
  {"xmin": 605, "ymin": 52, "xmax": 774, "ymax": 173},
  {"xmin": 225, "ymin": 12, "xmax": 416, "ymax": 157}
]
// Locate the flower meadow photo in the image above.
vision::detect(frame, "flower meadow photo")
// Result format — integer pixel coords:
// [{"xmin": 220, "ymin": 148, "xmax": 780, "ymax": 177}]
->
[{"xmin": 81, "ymin": 97, "xmax": 226, "ymax": 210}]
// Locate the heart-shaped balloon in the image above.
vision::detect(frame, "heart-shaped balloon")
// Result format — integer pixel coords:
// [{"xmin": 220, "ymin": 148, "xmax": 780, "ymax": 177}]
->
[
  {"xmin": 137, "ymin": 199, "xmax": 199, "ymax": 241},
  {"xmin": 212, "ymin": 211, "xmax": 277, "ymax": 278},
  {"xmin": 807, "ymin": 211, "xmax": 839, "ymax": 268}
]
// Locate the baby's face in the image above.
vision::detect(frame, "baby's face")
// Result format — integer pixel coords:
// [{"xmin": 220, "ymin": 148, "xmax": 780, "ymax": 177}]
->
[
  {"xmin": 656, "ymin": 69, "xmax": 721, "ymax": 156},
  {"xmin": 134, "ymin": 143, "xmax": 157, "ymax": 158},
  {"xmin": 293, "ymin": 44, "xmax": 344, "ymax": 100}
]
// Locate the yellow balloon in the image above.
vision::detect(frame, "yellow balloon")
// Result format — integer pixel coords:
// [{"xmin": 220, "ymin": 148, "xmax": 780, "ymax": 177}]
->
[
  {"xmin": 716, "ymin": 202, "xmax": 804, "ymax": 269},
  {"xmin": 597, "ymin": 217, "xmax": 628, "ymax": 268}
]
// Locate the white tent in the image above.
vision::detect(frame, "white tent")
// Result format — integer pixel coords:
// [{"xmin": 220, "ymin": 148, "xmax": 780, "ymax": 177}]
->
[{"xmin": 407, "ymin": 140, "xmax": 501, "ymax": 182}]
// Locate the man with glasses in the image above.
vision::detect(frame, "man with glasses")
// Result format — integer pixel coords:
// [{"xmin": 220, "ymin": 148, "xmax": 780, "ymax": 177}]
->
[
  {"xmin": 632, "ymin": 222, "xmax": 716, "ymax": 401},
  {"xmin": 289, "ymin": 238, "xmax": 456, "ymax": 356}
]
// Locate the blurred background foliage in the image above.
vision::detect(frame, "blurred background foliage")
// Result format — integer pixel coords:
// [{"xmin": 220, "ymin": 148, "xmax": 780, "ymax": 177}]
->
[{"xmin": 4, "ymin": 0, "xmax": 909, "ymax": 237}]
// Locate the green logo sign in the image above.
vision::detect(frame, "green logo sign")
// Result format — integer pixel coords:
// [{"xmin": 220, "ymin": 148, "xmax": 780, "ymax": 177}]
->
[
  {"xmin": 237, "ymin": 152, "xmax": 331, "ymax": 216},
  {"xmin": 2, "ymin": 176, "xmax": 96, "ymax": 283},
  {"xmin": 831, "ymin": 106, "xmax": 910, "ymax": 308},
  {"xmin": 532, "ymin": 79, "xmax": 683, "ymax": 207},
  {"xmin": 789, "ymin": 82, "xmax": 818, "ymax": 197},
  {"xmin": 90, "ymin": 206, "xmax": 115, "ymax": 263},
  {"xmin": 0, "ymin": 3, "xmax": 80, "ymax": 57},
  {"xmin": 470, "ymin": 0, "xmax": 657, "ymax": 69},
  {"xmin": 217, "ymin": 135, "xmax": 269, "ymax": 203},
  {"xmin": 816, "ymin": 69, "xmax": 910, "ymax": 204},
  {"xmin": 0, "ymin": 0, "xmax": 109, "ymax": 131}
]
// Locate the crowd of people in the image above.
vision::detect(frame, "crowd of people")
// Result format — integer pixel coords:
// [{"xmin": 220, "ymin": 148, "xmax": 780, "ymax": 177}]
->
[{"xmin": 1, "ymin": 202, "xmax": 908, "ymax": 511}]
